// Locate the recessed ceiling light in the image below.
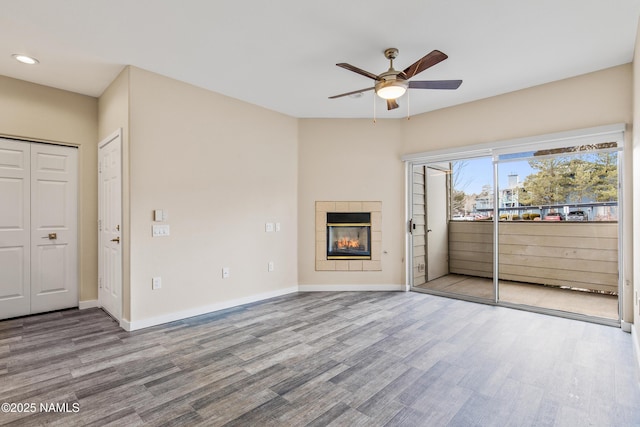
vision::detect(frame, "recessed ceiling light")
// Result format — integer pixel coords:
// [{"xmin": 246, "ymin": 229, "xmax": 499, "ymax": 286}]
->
[{"xmin": 12, "ymin": 54, "xmax": 39, "ymax": 65}]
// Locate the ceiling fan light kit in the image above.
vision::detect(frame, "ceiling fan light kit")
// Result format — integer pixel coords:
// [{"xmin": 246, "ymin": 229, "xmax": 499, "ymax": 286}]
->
[
  {"xmin": 375, "ymin": 80, "xmax": 407, "ymax": 100},
  {"xmin": 330, "ymin": 47, "xmax": 462, "ymax": 111}
]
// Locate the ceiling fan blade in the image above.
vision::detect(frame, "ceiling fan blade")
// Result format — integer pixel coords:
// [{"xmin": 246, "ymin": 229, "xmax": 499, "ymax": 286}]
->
[
  {"xmin": 329, "ymin": 87, "xmax": 375, "ymax": 99},
  {"xmin": 386, "ymin": 99, "xmax": 399, "ymax": 110},
  {"xmin": 336, "ymin": 63, "xmax": 380, "ymax": 81},
  {"xmin": 408, "ymin": 80, "xmax": 463, "ymax": 90},
  {"xmin": 403, "ymin": 50, "xmax": 448, "ymax": 79}
]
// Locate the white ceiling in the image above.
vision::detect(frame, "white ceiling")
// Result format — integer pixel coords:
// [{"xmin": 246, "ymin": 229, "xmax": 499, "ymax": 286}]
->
[{"xmin": 1, "ymin": 0, "xmax": 639, "ymax": 119}]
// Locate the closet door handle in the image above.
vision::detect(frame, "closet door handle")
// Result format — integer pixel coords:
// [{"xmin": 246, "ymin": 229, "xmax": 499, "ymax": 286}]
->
[
  {"xmin": 111, "ymin": 237, "xmax": 120, "ymax": 243},
  {"xmin": 42, "ymin": 233, "xmax": 57, "ymax": 240}
]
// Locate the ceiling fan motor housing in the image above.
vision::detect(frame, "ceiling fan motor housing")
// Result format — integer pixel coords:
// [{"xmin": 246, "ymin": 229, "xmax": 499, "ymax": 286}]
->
[
  {"xmin": 375, "ymin": 48, "xmax": 407, "ymax": 99},
  {"xmin": 376, "ymin": 59, "xmax": 408, "ymax": 100}
]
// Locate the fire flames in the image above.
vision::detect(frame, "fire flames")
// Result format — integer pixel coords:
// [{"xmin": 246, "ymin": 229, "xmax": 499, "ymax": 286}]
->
[{"xmin": 336, "ymin": 237, "xmax": 361, "ymax": 250}]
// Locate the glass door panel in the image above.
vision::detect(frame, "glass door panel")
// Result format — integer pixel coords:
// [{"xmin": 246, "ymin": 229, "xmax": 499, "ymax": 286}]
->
[
  {"xmin": 496, "ymin": 145, "xmax": 620, "ymax": 320},
  {"xmin": 411, "ymin": 158, "xmax": 495, "ymax": 302}
]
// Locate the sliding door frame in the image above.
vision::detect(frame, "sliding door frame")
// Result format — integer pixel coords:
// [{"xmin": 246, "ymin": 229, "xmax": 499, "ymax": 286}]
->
[{"xmin": 403, "ymin": 124, "xmax": 626, "ymax": 326}]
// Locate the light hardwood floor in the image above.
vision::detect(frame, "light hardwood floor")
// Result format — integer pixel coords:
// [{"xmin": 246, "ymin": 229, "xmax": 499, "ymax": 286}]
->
[
  {"xmin": 1, "ymin": 291, "xmax": 638, "ymax": 426},
  {"xmin": 415, "ymin": 274, "xmax": 619, "ymax": 320}
]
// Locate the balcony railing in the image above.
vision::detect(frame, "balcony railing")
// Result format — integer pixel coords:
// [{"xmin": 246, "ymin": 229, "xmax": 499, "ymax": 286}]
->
[{"xmin": 449, "ymin": 221, "xmax": 618, "ymax": 294}]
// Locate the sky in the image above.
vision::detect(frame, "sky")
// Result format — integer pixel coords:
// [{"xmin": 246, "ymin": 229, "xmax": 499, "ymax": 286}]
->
[{"xmin": 453, "ymin": 157, "xmax": 535, "ymax": 194}]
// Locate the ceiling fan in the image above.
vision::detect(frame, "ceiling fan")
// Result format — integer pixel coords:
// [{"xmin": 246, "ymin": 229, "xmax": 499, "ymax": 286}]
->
[{"xmin": 329, "ymin": 48, "xmax": 462, "ymax": 110}]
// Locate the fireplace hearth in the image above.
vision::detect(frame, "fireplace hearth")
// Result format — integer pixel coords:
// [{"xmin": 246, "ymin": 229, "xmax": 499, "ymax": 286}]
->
[{"xmin": 326, "ymin": 212, "xmax": 371, "ymax": 260}]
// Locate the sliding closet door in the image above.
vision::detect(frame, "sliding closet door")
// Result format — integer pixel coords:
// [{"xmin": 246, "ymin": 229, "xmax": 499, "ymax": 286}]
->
[
  {"xmin": 0, "ymin": 140, "xmax": 31, "ymax": 318},
  {"xmin": 30, "ymin": 143, "xmax": 78, "ymax": 314},
  {"xmin": 0, "ymin": 139, "xmax": 78, "ymax": 319}
]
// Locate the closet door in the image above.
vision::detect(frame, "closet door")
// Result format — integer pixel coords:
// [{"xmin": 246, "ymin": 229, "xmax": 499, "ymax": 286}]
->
[
  {"xmin": 0, "ymin": 139, "xmax": 78, "ymax": 319},
  {"xmin": 0, "ymin": 140, "xmax": 31, "ymax": 318},
  {"xmin": 30, "ymin": 143, "xmax": 78, "ymax": 314}
]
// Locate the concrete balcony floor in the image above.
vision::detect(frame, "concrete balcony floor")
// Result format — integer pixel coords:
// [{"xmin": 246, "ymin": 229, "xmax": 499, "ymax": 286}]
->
[{"xmin": 414, "ymin": 274, "xmax": 619, "ymax": 320}]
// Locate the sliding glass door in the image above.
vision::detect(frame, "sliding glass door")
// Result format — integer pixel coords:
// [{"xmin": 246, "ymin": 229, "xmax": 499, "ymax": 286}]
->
[
  {"xmin": 410, "ymin": 158, "xmax": 495, "ymax": 303},
  {"xmin": 495, "ymin": 143, "xmax": 620, "ymax": 320},
  {"xmin": 407, "ymin": 125, "xmax": 624, "ymax": 325}
]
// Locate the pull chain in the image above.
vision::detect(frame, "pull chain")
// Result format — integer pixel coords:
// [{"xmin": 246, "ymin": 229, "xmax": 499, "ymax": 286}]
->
[
  {"xmin": 373, "ymin": 91, "xmax": 376, "ymax": 124},
  {"xmin": 407, "ymin": 90, "xmax": 411, "ymax": 120}
]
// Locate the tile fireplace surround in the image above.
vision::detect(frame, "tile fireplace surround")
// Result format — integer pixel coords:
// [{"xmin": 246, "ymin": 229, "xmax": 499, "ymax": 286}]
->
[{"xmin": 315, "ymin": 201, "xmax": 382, "ymax": 271}]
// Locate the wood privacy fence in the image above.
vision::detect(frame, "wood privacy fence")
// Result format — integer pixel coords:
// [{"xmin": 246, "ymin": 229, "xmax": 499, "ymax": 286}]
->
[{"xmin": 449, "ymin": 221, "xmax": 619, "ymax": 293}]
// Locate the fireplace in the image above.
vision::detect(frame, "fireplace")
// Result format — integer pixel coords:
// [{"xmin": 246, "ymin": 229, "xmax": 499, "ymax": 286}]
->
[{"xmin": 326, "ymin": 212, "xmax": 371, "ymax": 260}]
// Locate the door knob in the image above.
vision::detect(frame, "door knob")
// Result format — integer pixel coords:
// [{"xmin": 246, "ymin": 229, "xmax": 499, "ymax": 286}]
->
[
  {"xmin": 42, "ymin": 233, "xmax": 57, "ymax": 240},
  {"xmin": 111, "ymin": 237, "xmax": 120, "ymax": 243}
]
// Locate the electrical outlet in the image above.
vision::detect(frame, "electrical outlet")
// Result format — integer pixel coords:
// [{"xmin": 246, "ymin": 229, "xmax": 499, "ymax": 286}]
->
[
  {"xmin": 268, "ymin": 261, "xmax": 274, "ymax": 272},
  {"xmin": 275, "ymin": 222, "xmax": 281, "ymax": 232},
  {"xmin": 152, "ymin": 277, "xmax": 162, "ymax": 290},
  {"xmin": 222, "ymin": 267, "xmax": 230, "ymax": 279}
]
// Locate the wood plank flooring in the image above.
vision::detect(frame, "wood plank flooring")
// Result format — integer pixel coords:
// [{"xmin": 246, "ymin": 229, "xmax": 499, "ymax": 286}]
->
[
  {"xmin": 416, "ymin": 274, "xmax": 619, "ymax": 320},
  {"xmin": 1, "ymin": 291, "xmax": 639, "ymax": 426}
]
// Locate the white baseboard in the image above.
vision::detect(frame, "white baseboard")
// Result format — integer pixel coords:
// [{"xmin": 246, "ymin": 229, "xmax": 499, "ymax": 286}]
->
[
  {"xmin": 298, "ymin": 284, "xmax": 403, "ymax": 292},
  {"xmin": 120, "ymin": 318, "xmax": 132, "ymax": 331},
  {"xmin": 78, "ymin": 299, "xmax": 99, "ymax": 310},
  {"xmin": 124, "ymin": 286, "xmax": 298, "ymax": 331}
]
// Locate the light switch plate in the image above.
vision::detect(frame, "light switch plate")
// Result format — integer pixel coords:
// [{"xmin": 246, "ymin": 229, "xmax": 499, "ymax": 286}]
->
[
  {"xmin": 222, "ymin": 267, "xmax": 230, "ymax": 279},
  {"xmin": 265, "ymin": 223, "xmax": 275, "ymax": 232},
  {"xmin": 152, "ymin": 224, "xmax": 170, "ymax": 237}
]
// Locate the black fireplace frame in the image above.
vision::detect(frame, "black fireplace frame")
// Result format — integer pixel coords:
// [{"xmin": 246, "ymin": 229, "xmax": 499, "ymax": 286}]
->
[{"xmin": 326, "ymin": 212, "xmax": 372, "ymax": 260}]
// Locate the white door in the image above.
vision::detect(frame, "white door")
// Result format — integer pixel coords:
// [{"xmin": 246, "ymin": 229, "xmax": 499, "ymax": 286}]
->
[
  {"xmin": 0, "ymin": 139, "xmax": 78, "ymax": 319},
  {"xmin": 0, "ymin": 140, "xmax": 31, "ymax": 318},
  {"xmin": 98, "ymin": 131, "xmax": 122, "ymax": 321},
  {"xmin": 30, "ymin": 144, "xmax": 78, "ymax": 313},
  {"xmin": 426, "ymin": 166, "xmax": 449, "ymax": 281}
]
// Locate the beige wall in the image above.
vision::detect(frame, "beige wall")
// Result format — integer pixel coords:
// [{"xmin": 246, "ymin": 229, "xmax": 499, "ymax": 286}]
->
[
  {"xmin": 98, "ymin": 67, "xmax": 131, "ymax": 320},
  {"xmin": 403, "ymin": 64, "xmax": 632, "ymax": 152},
  {"xmin": 297, "ymin": 119, "xmax": 406, "ymax": 286},
  {"xmin": 0, "ymin": 75, "xmax": 98, "ymax": 303},
  {"xmin": 126, "ymin": 67, "xmax": 298, "ymax": 323}
]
